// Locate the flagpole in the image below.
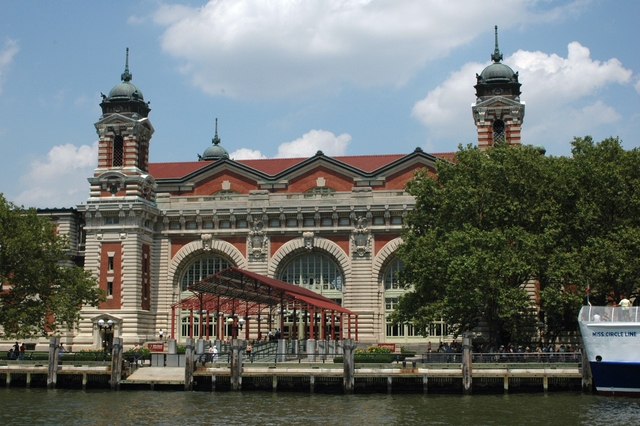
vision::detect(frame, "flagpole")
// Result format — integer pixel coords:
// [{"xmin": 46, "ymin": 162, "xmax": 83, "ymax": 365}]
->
[{"xmin": 586, "ymin": 279, "xmax": 590, "ymax": 306}]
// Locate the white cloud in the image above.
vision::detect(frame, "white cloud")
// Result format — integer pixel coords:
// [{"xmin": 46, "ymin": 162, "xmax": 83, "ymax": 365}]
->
[
  {"xmin": 276, "ymin": 129, "xmax": 351, "ymax": 157},
  {"xmin": 412, "ymin": 42, "xmax": 633, "ymax": 152},
  {"xmin": 153, "ymin": 0, "xmax": 581, "ymax": 99},
  {"xmin": 230, "ymin": 129, "xmax": 351, "ymax": 160},
  {"xmin": 0, "ymin": 38, "xmax": 19, "ymax": 94},
  {"xmin": 15, "ymin": 142, "xmax": 98, "ymax": 208},
  {"xmin": 229, "ymin": 147, "xmax": 266, "ymax": 159}
]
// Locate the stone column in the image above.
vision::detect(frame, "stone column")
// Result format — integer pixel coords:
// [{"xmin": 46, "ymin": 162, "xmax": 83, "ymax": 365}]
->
[
  {"xmin": 328, "ymin": 340, "xmax": 336, "ymax": 358},
  {"xmin": 318, "ymin": 340, "xmax": 326, "ymax": 361},
  {"xmin": 196, "ymin": 339, "xmax": 205, "ymax": 356},
  {"xmin": 342, "ymin": 338, "xmax": 357, "ymax": 394},
  {"xmin": 168, "ymin": 339, "xmax": 177, "ymax": 354},
  {"xmin": 110, "ymin": 337, "xmax": 123, "ymax": 390},
  {"xmin": 47, "ymin": 337, "xmax": 60, "ymax": 389},
  {"xmin": 462, "ymin": 332, "xmax": 473, "ymax": 394},
  {"xmin": 230, "ymin": 339, "xmax": 243, "ymax": 391},
  {"xmin": 307, "ymin": 339, "xmax": 316, "ymax": 362},
  {"xmin": 184, "ymin": 338, "xmax": 195, "ymax": 391},
  {"xmin": 277, "ymin": 339, "xmax": 287, "ymax": 363}
]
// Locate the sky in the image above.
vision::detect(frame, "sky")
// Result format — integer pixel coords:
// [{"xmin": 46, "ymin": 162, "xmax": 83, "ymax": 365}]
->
[{"xmin": 0, "ymin": 0, "xmax": 639, "ymax": 209}]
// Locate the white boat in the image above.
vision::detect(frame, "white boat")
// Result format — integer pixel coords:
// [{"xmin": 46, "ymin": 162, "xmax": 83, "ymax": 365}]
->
[{"xmin": 578, "ymin": 305, "xmax": 640, "ymax": 396}]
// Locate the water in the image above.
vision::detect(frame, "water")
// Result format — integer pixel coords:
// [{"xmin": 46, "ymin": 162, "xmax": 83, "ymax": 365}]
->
[{"xmin": 1, "ymin": 388, "xmax": 639, "ymax": 425}]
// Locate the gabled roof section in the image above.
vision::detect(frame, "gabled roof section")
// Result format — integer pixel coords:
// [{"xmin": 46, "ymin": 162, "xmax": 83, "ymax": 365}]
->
[
  {"xmin": 180, "ymin": 267, "xmax": 356, "ymax": 315},
  {"xmin": 149, "ymin": 149, "xmax": 445, "ymax": 184}
]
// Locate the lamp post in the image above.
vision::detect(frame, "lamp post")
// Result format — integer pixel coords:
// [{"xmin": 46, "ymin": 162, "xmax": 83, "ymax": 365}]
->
[
  {"xmin": 226, "ymin": 316, "xmax": 245, "ymax": 339},
  {"xmin": 97, "ymin": 319, "xmax": 114, "ymax": 352}
]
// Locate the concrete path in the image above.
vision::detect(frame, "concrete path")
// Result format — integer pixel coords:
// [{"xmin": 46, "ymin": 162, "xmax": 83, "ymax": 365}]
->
[{"xmin": 124, "ymin": 367, "xmax": 184, "ymax": 384}]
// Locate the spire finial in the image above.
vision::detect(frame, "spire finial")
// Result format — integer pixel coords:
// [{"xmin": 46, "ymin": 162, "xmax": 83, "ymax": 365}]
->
[
  {"xmin": 491, "ymin": 25, "xmax": 503, "ymax": 63},
  {"xmin": 212, "ymin": 118, "xmax": 221, "ymax": 145},
  {"xmin": 121, "ymin": 47, "xmax": 132, "ymax": 82}
]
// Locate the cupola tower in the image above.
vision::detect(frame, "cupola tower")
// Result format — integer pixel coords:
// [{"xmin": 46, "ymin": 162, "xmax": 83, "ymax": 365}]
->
[
  {"xmin": 472, "ymin": 26, "xmax": 525, "ymax": 150},
  {"xmin": 90, "ymin": 48, "xmax": 155, "ymax": 202}
]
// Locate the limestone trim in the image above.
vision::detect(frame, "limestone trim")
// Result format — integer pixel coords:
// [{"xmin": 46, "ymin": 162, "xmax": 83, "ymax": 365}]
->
[
  {"xmin": 167, "ymin": 238, "xmax": 247, "ymax": 288},
  {"xmin": 268, "ymin": 236, "xmax": 351, "ymax": 280},
  {"xmin": 372, "ymin": 237, "xmax": 403, "ymax": 283}
]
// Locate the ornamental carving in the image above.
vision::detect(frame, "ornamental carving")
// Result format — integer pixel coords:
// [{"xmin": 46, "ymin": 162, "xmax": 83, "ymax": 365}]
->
[
  {"xmin": 248, "ymin": 220, "xmax": 267, "ymax": 258},
  {"xmin": 201, "ymin": 233, "xmax": 213, "ymax": 251},
  {"xmin": 351, "ymin": 216, "xmax": 372, "ymax": 257},
  {"xmin": 303, "ymin": 231, "xmax": 314, "ymax": 250}
]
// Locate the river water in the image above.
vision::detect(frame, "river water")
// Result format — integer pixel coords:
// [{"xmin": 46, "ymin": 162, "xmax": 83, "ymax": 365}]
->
[{"xmin": 1, "ymin": 388, "xmax": 639, "ymax": 425}]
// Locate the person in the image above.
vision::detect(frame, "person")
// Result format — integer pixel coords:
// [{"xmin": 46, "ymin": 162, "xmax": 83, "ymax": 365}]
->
[
  {"xmin": 8, "ymin": 349, "xmax": 15, "ymax": 360},
  {"xmin": 13, "ymin": 341, "xmax": 19, "ymax": 355},
  {"xmin": 245, "ymin": 343, "xmax": 252, "ymax": 358},
  {"xmin": 133, "ymin": 344, "xmax": 140, "ymax": 365},
  {"xmin": 159, "ymin": 329, "xmax": 164, "ymax": 341},
  {"xmin": 19, "ymin": 343, "xmax": 25, "ymax": 360},
  {"xmin": 275, "ymin": 329, "xmax": 281, "ymax": 340},
  {"xmin": 593, "ymin": 313, "xmax": 601, "ymax": 322},
  {"xmin": 620, "ymin": 296, "xmax": 631, "ymax": 321},
  {"xmin": 58, "ymin": 344, "xmax": 65, "ymax": 364},
  {"xmin": 208, "ymin": 344, "xmax": 214, "ymax": 363},
  {"xmin": 212, "ymin": 345, "xmax": 219, "ymax": 363}
]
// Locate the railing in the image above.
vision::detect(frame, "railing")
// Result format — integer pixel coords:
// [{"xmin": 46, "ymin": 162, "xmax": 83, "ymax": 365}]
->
[
  {"xmin": 579, "ymin": 306, "xmax": 640, "ymax": 322},
  {"xmin": 1, "ymin": 351, "xmax": 114, "ymax": 363},
  {"xmin": 417, "ymin": 352, "xmax": 581, "ymax": 364}
]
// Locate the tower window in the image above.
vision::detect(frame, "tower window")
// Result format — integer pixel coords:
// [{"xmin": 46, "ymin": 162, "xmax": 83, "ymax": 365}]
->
[
  {"xmin": 493, "ymin": 120, "xmax": 506, "ymax": 143},
  {"xmin": 113, "ymin": 135, "xmax": 124, "ymax": 167}
]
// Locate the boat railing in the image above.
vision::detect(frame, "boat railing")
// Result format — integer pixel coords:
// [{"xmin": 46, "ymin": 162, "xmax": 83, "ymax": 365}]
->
[{"xmin": 579, "ymin": 306, "xmax": 640, "ymax": 323}]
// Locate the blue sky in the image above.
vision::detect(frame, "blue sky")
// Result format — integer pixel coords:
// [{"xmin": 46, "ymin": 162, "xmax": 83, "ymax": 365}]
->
[{"xmin": 1, "ymin": 0, "xmax": 639, "ymax": 208}]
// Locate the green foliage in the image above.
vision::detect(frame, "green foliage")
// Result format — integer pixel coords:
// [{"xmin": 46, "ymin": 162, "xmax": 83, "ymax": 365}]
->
[
  {"xmin": 124, "ymin": 347, "xmax": 151, "ymax": 358},
  {"xmin": 355, "ymin": 346, "xmax": 392, "ymax": 355},
  {"xmin": 395, "ymin": 138, "xmax": 640, "ymax": 347},
  {"xmin": 176, "ymin": 345, "xmax": 186, "ymax": 354},
  {"xmin": 0, "ymin": 194, "xmax": 105, "ymax": 338}
]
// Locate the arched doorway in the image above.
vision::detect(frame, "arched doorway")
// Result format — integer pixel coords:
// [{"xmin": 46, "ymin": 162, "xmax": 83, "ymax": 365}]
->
[
  {"xmin": 177, "ymin": 253, "xmax": 234, "ymax": 341},
  {"xmin": 277, "ymin": 252, "xmax": 344, "ymax": 339}
]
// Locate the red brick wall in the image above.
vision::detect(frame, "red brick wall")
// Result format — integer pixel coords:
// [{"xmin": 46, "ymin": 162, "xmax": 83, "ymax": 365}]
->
[
  {"xmin": 374, "ymin": 234, "xmax": 400, "ymax": 255},
  {"xmin": 100, "ymin": 242, "xmax": 121, "ymax": 309}
]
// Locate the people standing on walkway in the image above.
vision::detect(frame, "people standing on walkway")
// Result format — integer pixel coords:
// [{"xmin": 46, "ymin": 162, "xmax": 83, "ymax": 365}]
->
[
  {"xmin": 19, "ymin": 343, "xmax": 25, "ymax": 360},
  {"xmin": 159, "ymin": 329, "xmax": 164, "ymax": 341},
  {"xmin": 245, "ymin": 343, "xmax": 252, "ymax": 360},
  {"xmin": 58, "ymin": 344, "xmax": 65, "ymax": 364},
  {"xmin": 208, "ymin": 344, "xmax": 214, "ymax": 363},
  {"xmin": 212, "ymin": 345, "xmax": 219, "ymax": 362},
  {"xmin": 133, "ymin": 344, "xmax": 140, "ymax": 366}
]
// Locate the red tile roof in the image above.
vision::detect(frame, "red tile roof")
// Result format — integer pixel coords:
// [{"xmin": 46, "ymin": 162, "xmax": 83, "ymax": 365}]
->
[
  {"xmin": 148, "ymin": 162, "xmax": 208, "ymax": 179},
  {"xmin": 148, "ymin": 152, "xmax": 450, "ymax": 180}
]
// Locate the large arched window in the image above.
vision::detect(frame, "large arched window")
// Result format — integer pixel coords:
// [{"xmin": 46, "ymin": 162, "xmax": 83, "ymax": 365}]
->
[
  {"xmin": 180, "ymin": 255, "xmax": 232, "ymax": 292},
  {"xmin": 382, "ymin": 258, "xmax": 448, "ymax": 340},
  {"xmin": 279, "ymin": 252, "xmax": 343, "ymax": 302}
]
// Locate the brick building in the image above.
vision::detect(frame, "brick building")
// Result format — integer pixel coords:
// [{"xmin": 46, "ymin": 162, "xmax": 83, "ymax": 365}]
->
[{"xmin": 38, "ymin": 29, "xmax": 524, "ymax": 349}]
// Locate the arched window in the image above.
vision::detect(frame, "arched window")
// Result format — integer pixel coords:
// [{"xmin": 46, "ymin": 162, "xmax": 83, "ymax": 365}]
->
[
  {"xmin": 279, "ymin": 253, "xmax": 343, "ymax": 301},
  {"xmin": 304, "ymin": 187, "xmax": 335, "ymax": 198},
  {"xmin": 180, "ymin": 255, "xmax": 232, "ymax": 292},
  {"xmin": 383, "ymin": 258, "xmax": 405, "ymax": 290},
  {"xmin": 382, "ymin": 258, "xmax": 448, "ymax": 340},
  {"xmin": 493, "ymin": 120, "xmax": 506, "ymax": 143}
]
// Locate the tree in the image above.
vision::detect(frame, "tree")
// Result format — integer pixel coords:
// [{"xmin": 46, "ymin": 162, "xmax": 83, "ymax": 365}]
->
[
  {"xmin": 0, "ymin": 194, "xmax": 104, "ymax": 338},
  {"xmin": 569, "ymin": 137, "xmax": 640, "ymax": 305},
  {"xmin": 394, "ymin": 137, "xmax": 640, "ymax": 347}
]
